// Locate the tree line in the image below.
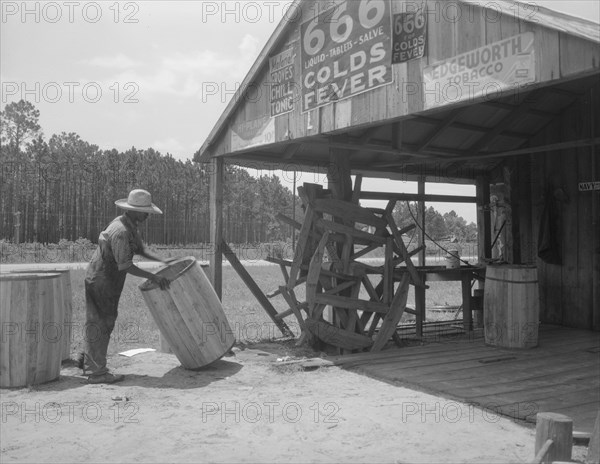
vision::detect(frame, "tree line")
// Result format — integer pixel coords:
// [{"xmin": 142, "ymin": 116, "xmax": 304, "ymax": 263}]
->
[
  {"xmin": 0, "ymin": 101, "xmax": 299, "ymax": 245},
  {"xmin": 1, "ymin": 100, "xmax": 476, "ymax": 246}
]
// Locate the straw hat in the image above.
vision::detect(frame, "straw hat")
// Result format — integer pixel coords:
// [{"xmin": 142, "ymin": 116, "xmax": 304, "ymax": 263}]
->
[{"xmin": 115, "ymin": 189, "xmax": 163, "ymax": 214}]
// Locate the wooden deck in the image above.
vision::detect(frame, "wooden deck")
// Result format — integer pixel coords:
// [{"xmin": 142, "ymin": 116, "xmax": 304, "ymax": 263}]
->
[{"xmin": 311, "ymin": 325, "xmax": 600, "ymax": 433}]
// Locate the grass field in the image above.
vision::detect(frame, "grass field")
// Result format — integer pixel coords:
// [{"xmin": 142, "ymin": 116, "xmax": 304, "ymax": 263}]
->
[{"xmin": 67, "ymin": 262, "xmax": 464, "ymax": 359}]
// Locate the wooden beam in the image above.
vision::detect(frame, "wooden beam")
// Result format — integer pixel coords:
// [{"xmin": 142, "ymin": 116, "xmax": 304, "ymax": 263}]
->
[
  {"xmin": 308, "ymin": 139, "xmax": 433, "ymax": 159},
  {"xmin": 371, "ymin": 274, "xmax": 410, "ymax": 352},
  {"xmin": 314, "ymin": 294, "xmax": 390, "ymax": 314},
  {"xmin": 360, "ymin": 191, "xmax": 476, "ymax": 203},
  {"xmin": 385, "ymin": 211, "xmax": 424, "ymax": 288},
  {"xmin": 282, "ymin": 143, "xmax": 301, "ymax": 160},
  {"xmin": 359, "ymin": 127, "xmax": 381, "ymax": 145},
  {"xmin": 470, "ymin": 91, "xmax": 544, "ymax": 153},
  {"xmin": 209, "ymin": 157, "xmax": 224, "ymax": 298},
  {"xmin": 278, "ymin": 286, "xmax": 306, "ymax": 332},
  {"xmin": 324, "ymin": 280, "xmax": 358, "ymax": 296},
  {"xmin": 276, "ymin": 212, "xmax": 302, "ymax": 231},
  {"xmin": 265, "ymin": 256, "xmax": 360, "ymax": 282},
  {"xmin": 587, "ymin": 410, "xmax": 600, "ymax": 464},
  {"xmin": 222, "ymin": 240, "xmax": 293, "ymax": 337},
  {"xmin": 384, "ymin": 237, "xmax": 393, "ymax": 304},
  {"xmin": 415, "ymin": 108, "xmax": 464, "ymax": 152},
  {"xmin": 476, "ymin": 175, "xmax": 492, "ymax": 262},
  {"xmin": 413, "ymin": 114, "xmax": 532, "ymax": 140},
  {"xmin": 315, "ymin": 218, "xmax": 387, "ymax": 245},
  {"xmin": 351, "ymin": 243, "xmax": 380, "ymax": 260},
  {"xmin": 305, "ymin": 319, "xmax": 373, "ymax": 351},
  {"xmin": 313, "ymin": 198, "xmax": 389, "ymax": 229},
  {"xmin": 504, "ymin": 162, "xmax": 521, "ymax": 264},
  {"xmin": 306, "ymin": 232, "xmax": 330, "ymax": 306},
  {"xmin": 366, "ymin": 280, "xmax": 384, "ymax": 337},
  {"xmin": 287, "ymin": 205, "xmax": 315, "ymax": 289},
  {"xmin": 266, "ymin": 275, "xmax": 306, "ymax": 298},
  {"xmin": 352, "ymin": 174, "xmax": 363, "ymax": 204},
  {"xmin": 417, "ymin": 177, "xmax": 425, "ymax": 267},
  {"xmin": 531, "ymin": 439, "xmax": 554, "ymax": 464},
  {"xmin": 435, "ymin": 137, "xmax": 600, "ymax": 162}
]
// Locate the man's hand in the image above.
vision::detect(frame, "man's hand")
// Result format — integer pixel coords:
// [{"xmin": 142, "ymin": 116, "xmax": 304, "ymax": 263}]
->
[{"xmin": 153, "ymin": 275, "xmax": 171, "ymax": 290}]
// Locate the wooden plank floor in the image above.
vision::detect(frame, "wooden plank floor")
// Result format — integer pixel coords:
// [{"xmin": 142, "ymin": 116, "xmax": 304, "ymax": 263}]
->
[{"xmin": 330, "ymin": 325, "xmax": 600, "ymax": 433}]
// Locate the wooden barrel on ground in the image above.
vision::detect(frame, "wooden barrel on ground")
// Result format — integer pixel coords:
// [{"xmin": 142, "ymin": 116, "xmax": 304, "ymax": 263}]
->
[
  {"xmin": 484, "ymin": 265, "xmax": 539, "ymax": 348},
  {"xmin": 139, "ymin": 257, "xmax": 235, "ymax": 369},
  {"xmin": 5, "ymin": 269, "xmax": 73, "ymax": 361},
  {"xmin": 0, "ymin": 272, "xmax": 64, "ymax": 387}
]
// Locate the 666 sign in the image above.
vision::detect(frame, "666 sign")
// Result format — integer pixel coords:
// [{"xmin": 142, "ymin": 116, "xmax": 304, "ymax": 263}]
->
[
  {"xmin": 392, "ymin": 6, "xmax": 427, "ymax": 63},
  {"xmin": 300, "ymin": 0, "xmax": 393, "ymax": 112}
]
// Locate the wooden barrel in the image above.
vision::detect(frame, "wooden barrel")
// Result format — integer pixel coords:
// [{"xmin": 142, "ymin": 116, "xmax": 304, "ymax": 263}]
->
[
  {"xmin": 484, "ymin": 265, "xmax": 539, "ymax": 348},
  {"xmin": 139, "ymin": 257, "xmax": 235, "ymax": 369},
  {"xmin": 0, "ymin": 273, "xmax": 64, "ymax": 387},
  {"xmin": 6, "ymin": 269, "xmax": 73, "ymax": 361}
]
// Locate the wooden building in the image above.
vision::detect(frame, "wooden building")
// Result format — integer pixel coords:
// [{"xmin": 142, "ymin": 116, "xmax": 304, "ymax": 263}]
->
[{"xmin": 194, "ymin": 0, "xmax": 600, "ymax": 332}]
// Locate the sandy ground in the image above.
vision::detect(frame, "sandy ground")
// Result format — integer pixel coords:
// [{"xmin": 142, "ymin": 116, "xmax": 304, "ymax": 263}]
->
[{"xmin": 0, "ymin": 342, "xmax": 545, "ymax": 464}]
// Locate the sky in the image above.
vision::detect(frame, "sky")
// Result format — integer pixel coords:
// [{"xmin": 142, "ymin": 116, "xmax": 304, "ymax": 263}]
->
[{"xmin": 2, "ymin": 0, "xmax": 599, "ymax": 223}]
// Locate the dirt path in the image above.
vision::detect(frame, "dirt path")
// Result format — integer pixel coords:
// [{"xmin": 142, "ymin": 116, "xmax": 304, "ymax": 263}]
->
[{"xmin": 1, "ymin": 343, "xmax": 540, "ymax": 463}]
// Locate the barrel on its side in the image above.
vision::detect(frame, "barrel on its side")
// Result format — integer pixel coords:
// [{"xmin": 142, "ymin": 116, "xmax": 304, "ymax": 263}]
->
[
  {"xmin": 484, "ymin": 265, "xmax": 540, "ymax": 348},
  {"xmin": 0, "ymin": 273, "xmax": 64, "ymax": 387},
  {"xmin": 139, "ymin": 257, "xmax": 235, "ymax": 369},
  {"xmin": 7, "ymin": 269, "xmax": 73, "ymax": 361}
]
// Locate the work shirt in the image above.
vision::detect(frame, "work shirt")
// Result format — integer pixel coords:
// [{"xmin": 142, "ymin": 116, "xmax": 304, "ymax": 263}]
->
[{"xmin": 85, "ymin": 214, "xmax": 143, "ymax": 306}]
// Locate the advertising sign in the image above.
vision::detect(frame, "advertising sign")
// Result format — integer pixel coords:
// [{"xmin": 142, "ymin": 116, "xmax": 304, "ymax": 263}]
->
[
  {"xmin": 269, "ymin": 44, "xmax": 296, "ymax": 117},
  {"xmin": 300, "ymin": 0, "xmax": 393, "ymax": 112},
  {"xmin": 423, "ymin": 32, "xmax": 536, "ymax": 109},
  {"xmin": 230, "ymin": 117, "xmax": 275, "ymax": 152},
  {"xmin": 392, "ymin": 6, "xmax": 427, "ymax": 63},
  {"xmin": 579, "ymin": 182, "xmax": 600, "ymax": 192}
]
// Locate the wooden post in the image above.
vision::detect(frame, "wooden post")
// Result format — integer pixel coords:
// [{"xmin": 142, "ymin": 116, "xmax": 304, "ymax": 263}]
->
[
  {"xmin": 517, "ymin": 155, "xmax": 534, "ymax": 263},
  {"xmin": 292, "ymin": 170, "xmax": 297, "ymax": 250},
  {"xmin": 586, "ymin": 410, "xmax": 600, "ymax": 464},
  {"xmin": 209, "ymin": 157, "xmax": 224, "ymax": 299},
  {"xmin": 534, "ymin": 412, "xmax": 573, "ymax": 463},
  {"xmin": 417, "ymin": 177, "xmax": 425, "ymax": 267},
  {"xmin": 415, "ymin": 278, "xmax": 425, "ymax": 338},
  {"xmin": 461, "ymin": 271, "xmax": 472, "ymax": 332},
  {"xmin": 476, "ymin": 176, "xmax": 491, "ymax": 263},
  {"xmin": 328, "ymin": 140, "xmax": 353, "ymax": 334},
  {"xmin": 328, "ymin": 140, "xmax": 352, "ymax": 202},
  {"xmin": 222, "ymin": 240, "xmax": 293, "ymax": 338},
  {"xmin": 504, "ymin": 163, "xmax": 520, "ymax": 264}
]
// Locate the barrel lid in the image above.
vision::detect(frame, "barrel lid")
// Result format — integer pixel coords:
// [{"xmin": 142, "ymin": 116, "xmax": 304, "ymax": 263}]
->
[
  {"xmin": 139, "ymin": 256, "xmax": 197, "ymax": 291},
  {"xmin": 0, "ymin": 272, "xmax": 61, "ymax": 281}
]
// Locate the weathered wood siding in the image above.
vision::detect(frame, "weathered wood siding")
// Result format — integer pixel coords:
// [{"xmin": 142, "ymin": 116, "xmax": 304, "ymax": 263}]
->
[
  {"xmin": 207, "ymin": 0, "xmax": 599, "ymax": 158},
  {"xmin": 525, "ymin": 82, "xmax": 600, "ymax": 330}
]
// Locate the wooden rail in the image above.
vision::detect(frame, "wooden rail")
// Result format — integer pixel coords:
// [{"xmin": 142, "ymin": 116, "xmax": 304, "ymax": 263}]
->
[{"xmin": 531, "ymin": 439, "xmax": 553, "ymax": 464}]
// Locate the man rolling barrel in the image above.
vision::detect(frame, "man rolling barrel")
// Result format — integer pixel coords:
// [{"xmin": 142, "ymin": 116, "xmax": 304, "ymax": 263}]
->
[{"xmin": 81, "ymin": 189, "xmax": 171, "ymax": 384}]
